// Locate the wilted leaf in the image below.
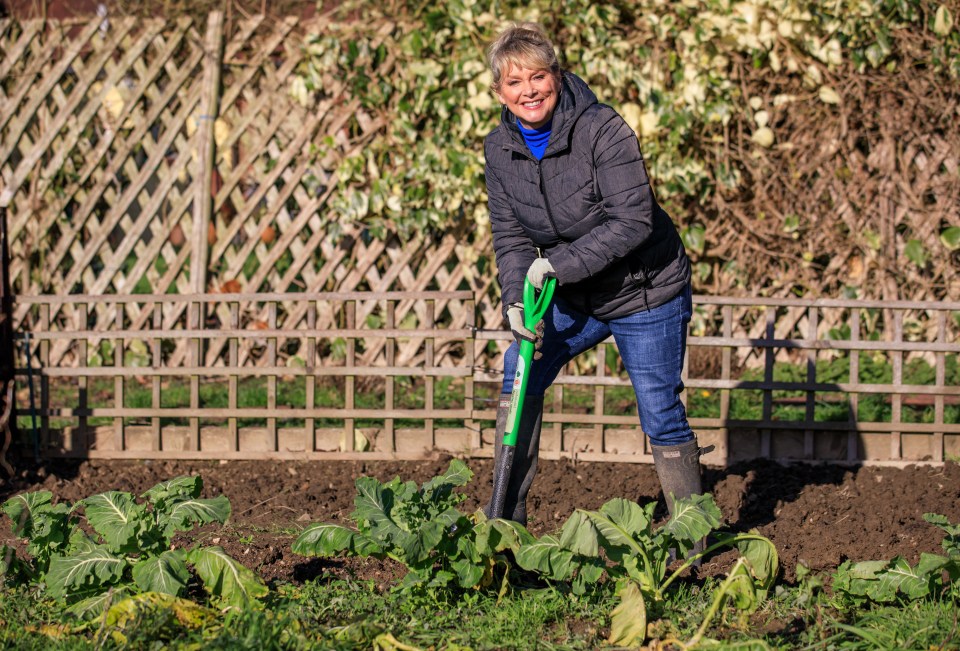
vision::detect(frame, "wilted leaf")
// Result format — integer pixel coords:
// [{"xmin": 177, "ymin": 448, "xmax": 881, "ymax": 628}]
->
[
  {"xmin": 105, "ymin": 592, "xmax": 218, "ymax": 631},
  {"xmin": 608, "ymin": 580, "xmax": 647, "ymax": 647},
  {"xmin": 220, "ymin": 279, "xmax": 243, "ymax": 293},
  {"xmin": 290, "ymin": 76, "xmax": 310, "ymax": 107},
  {"xmin": 724, "ymin": 558, "xmax": 760, "ymax": 612},
  {"xmin": 832, "ymin": 557, "xmax": 941, "ymax": 603},
  {"xmin": 22, "ymin": 623, "xmax": 81, "ymax": 640},
  {"xmin": 340, "ymin": 429, "xmax": 370, "ymax": 452},
  {"xmin": 837, "ymin": 559, "xmax": 888, "ymax": 585},
  {"xmin": 865, "ymin": 42, "xmax": 888, "ymax": 68}
]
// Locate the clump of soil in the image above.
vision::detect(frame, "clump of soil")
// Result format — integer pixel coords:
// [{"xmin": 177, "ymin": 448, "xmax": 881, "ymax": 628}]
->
[{"xmin": 3, "ymin": 457, "xmax": 958, "ymax": 585}]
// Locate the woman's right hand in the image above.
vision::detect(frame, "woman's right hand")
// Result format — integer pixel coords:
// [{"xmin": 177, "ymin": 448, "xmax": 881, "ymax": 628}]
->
[
  {"xmin": 507, "ymin": 303, "xmax": 534, "ymax": 343},
  {"xmin": 506, "ymin": 304, "xmax": 544, "ymax": 358}
]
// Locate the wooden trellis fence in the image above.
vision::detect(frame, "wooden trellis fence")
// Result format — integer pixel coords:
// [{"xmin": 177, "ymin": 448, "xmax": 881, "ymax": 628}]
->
[{"xmin": 0, "ymin": 13, "xmax": 511, "ymax": 369}]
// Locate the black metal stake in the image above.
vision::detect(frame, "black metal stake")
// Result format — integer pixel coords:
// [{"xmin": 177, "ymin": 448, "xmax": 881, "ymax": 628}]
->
[
  {"xmin": 22, "ymin": 334, "xmax": 38, "ymax": 462},
  {"xmin": 0, "ymin": 196, "xmax": 20, "ymax": 469}
]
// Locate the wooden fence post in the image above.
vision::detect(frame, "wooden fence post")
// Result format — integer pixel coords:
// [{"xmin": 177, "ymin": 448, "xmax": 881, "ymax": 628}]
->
[
  {"xmin": 190, "ymin": 10, "xmax": 224, "ymax": 294},
  {"xmin": 188, "ymin": 12, "xmax": 224, "ymax": 450}
]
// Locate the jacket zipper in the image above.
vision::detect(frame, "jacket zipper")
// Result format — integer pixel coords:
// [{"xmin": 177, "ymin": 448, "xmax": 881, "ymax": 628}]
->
[
  {"xmin": 505, "ymin": 138, "xmax": 563, "ymax": 242},
  {"xmin": 537, "ymin": 161, "xmax": 561, "ymax": 240}
]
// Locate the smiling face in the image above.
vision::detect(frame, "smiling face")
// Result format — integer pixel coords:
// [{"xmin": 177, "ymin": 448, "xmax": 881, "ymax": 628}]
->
[{"xmin": 495, "ymin": 64, "xmax": 561, "ymax": 130}]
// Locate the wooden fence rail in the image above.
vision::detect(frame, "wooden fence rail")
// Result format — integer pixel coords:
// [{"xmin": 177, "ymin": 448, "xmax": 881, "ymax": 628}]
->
[{"xmin": 9, "ymin": 291, "xmax": 959, "ymax": 467}]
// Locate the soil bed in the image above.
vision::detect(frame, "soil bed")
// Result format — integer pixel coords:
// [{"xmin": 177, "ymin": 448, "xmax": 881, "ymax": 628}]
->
[{"xmin": 2, "ymin": 457, "xmax": 958, "ymax": 586}]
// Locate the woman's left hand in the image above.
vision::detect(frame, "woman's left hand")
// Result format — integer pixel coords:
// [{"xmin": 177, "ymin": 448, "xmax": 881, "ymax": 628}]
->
[{"xmin": 526, "ymin": 258, "xmax": 556, "ymax": 290}]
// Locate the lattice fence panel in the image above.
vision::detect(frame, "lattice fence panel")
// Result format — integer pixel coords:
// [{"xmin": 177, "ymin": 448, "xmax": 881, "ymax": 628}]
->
[
  {"xmin": 2, "ymin": 17, "xmax": 212, "ymax": 366},
  {"xmin": 7, "ymin": 15, "xmax": 836, "ymax": 377}
]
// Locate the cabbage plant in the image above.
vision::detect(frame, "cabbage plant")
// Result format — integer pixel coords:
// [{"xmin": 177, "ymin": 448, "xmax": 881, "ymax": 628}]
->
[{"xmin": 1, "ymin": 475, "xmax": 266, "ymax": 616}]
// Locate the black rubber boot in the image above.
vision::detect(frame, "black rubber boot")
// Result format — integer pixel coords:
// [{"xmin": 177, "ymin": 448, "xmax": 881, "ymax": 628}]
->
[
  {"xmin": 484, "ymin": 392, "xmax": 544, "ymax": 525},
  {"xmin": 651, "ymin": 439, "xmax": 708, "ymax": 560}
]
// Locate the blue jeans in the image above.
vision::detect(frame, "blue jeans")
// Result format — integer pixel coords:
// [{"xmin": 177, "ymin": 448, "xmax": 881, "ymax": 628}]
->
[{"xmin": 501, "ymin": 284, "xmax": 694, "ymax": 446}]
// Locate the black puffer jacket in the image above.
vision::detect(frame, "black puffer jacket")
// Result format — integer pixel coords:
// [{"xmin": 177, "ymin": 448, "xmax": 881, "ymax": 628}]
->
[{"xmin": 485, "ymin": 72, "xmax": 690, "ymax": 319}]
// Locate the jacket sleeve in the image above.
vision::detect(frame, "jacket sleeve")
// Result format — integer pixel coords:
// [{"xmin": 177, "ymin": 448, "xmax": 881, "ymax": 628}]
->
[
  {"xmin": 548, "ymin": 109, "xmax": 657, "ymax": 285},
  {"xmin": 485, "ymin": 151, "xmax": 537, "ymax": 316}
]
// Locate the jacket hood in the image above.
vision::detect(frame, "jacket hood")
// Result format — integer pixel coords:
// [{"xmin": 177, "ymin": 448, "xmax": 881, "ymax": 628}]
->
[{"xmin": 499, "ymin": 72, "xmax": 598, "ymax": 156}]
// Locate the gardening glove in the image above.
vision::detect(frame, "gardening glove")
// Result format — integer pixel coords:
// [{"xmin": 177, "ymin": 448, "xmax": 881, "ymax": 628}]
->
[
  {"xmin": 506, "ymin": 304, "xmax": 545, "ymax": 359},
  {"xmin": 526, "ymin": 257, "xmax": 556, "ymax": 290}
]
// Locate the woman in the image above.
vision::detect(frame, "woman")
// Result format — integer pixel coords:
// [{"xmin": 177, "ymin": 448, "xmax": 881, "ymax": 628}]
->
[{"xmin": 482, "ymin": 22, "xmax": 708, "ymax": 544}]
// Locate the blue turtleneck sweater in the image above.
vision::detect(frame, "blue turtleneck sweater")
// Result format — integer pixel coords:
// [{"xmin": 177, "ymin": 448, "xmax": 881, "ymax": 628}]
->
[{"xmin": 518, "ymin": 119, "xmax": 552, "ymax": 160}]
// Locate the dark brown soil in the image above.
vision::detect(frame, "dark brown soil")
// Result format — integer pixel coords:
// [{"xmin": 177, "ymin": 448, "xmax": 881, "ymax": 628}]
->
[{"xmin": 3, "ymin": 457, "xmax": 959, "ymax": 586}]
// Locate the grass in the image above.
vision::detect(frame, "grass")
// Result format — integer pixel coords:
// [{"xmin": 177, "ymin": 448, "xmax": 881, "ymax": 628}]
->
[
  {"xmin": 2, "ymin": 575, "xmax": 957, "ymax": 649},
  {"xmin": 0, "ymin": 579, "xmax": 614, "ymax": 650},
  {"xmin": 684, "ymin": 353, "xmax": 960, "ymax": 425},
  {"xmin": 282, "ymin": 582, "xmax": 611, "ymax": 650},
  {"xmin": 818, "ymin": 599, "xmax": 960, "ymax": 650}
]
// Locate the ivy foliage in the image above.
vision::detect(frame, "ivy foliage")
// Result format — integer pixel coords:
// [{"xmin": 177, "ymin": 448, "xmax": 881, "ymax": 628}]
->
[{"xmin": 291, "ymin": 0, "xmax": 959, "ymax": 245}]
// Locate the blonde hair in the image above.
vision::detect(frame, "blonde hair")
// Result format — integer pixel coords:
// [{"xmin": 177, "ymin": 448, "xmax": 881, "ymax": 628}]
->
[{"xmin": 486, "ymin": 22, "xmax": 561, "ymax": 91}]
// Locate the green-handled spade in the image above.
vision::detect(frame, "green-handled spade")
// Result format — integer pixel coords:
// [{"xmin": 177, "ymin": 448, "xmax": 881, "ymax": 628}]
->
[{"xmin": 488, "ymin": 275, "xmax": 556, "ymax": 520}]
